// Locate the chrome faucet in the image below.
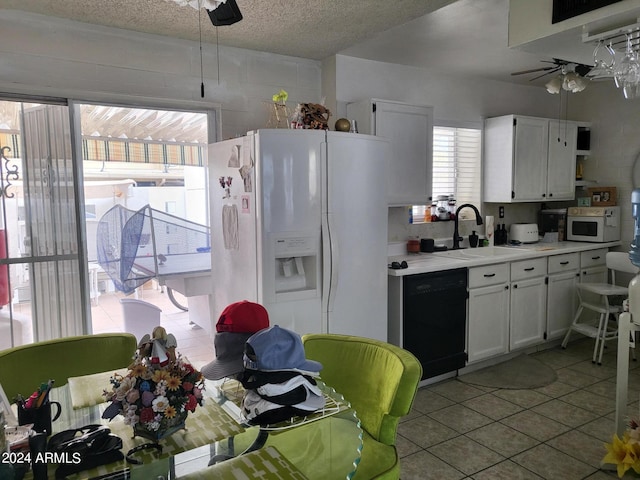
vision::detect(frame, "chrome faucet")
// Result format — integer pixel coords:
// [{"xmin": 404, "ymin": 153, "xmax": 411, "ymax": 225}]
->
[{"xmin": 452, "ymin": 203, "xmax": 483, "ymax": 250}]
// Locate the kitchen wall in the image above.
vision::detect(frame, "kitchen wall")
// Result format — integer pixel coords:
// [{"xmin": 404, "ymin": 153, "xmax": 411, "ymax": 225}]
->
[
  {"xmin": 327, "ymin": 55, "xmax": 595, "ymax": 246},
  {"xmin": 571, "ymin": 80, "xmax": 640, "ymax": 251},
  {"xmin": 0, "ymin": 10, "xmax": 322, "ymax": 141},
  {"xmin": 1, "ymin": 10, "xmax": 630, "ymax": 251}
]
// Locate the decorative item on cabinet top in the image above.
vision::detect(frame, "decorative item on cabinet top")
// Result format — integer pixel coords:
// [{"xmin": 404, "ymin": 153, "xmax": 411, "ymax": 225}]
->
[{"xmin": 588, "ymin": 186, "xmax": 617, "ymax": 206}]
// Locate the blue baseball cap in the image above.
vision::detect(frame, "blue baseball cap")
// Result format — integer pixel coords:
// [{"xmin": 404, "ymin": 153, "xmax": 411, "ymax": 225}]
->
[{"xmin": 244, "ymin": 325, "xmax": 322, "ymax": 373}]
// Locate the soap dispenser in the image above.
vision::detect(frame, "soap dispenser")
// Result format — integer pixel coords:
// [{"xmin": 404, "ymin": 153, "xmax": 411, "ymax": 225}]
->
[{"xmin": 469, "ymin": 231, "xmax": 479, "ymax": 248}]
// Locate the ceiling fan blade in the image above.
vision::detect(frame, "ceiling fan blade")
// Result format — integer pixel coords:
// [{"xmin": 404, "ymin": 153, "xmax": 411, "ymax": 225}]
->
[
  {"xmin": 529, "ymin": 67, "xmax": 561, "ymax": 81},
  {"xmin": 511, "ymin": 66, "xmax": 556, "ymax": 76}
]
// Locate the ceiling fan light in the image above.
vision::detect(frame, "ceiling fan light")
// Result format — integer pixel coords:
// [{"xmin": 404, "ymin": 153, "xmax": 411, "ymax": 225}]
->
[
  {"xmin": 562, "ymin": 72, "xmax": 587, "ymax": 93},
  {"xmin": 545, "ymin": 75, "xmax": 562, "ymax": 94}
]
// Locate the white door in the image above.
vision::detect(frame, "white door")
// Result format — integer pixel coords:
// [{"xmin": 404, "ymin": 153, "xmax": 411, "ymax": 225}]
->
[{"xmin": 324, "ymin": 132, "xmax": 389, "ymax": 341}]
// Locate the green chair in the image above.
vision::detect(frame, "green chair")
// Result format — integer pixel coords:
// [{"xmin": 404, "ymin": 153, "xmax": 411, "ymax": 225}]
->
[
  {"xmin": 0, "ymin": 333, "xmax": 137, "ymax": 403},
  {"xmin": 302, "ymin": 333, "xmax": 422, "ymax": 480}
]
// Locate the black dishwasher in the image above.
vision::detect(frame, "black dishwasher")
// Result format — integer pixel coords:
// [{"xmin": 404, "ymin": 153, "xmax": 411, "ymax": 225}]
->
[{"xmin": 402, "ymin": 268, "xmax": 468, "ymax": 379}]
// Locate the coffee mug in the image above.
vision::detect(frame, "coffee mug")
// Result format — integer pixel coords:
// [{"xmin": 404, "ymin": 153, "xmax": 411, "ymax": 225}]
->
[
  {"xmin": 420, "ymin": 238, "xmax": 435, "ymax": 253},
  {"xmin": 18, "ymin": 401, "xmax": 62, "ymax": 435}
]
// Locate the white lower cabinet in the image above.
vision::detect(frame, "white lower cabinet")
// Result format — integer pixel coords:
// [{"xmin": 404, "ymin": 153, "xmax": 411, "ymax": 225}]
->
[
  {"xmin": 467, "ymin": 264, "xmax": 510, "ymax": 363},
  {"xmin": 546, "ymin": 253, "xmax": 580, "ymax": 340},
  {"xmin": 463, "ymin": 246, "xmax": 613, "ymax": 365},
  {"xmin": 509, "ymin": 258, "xmax": 547, "ymax": 351},
  {"xmin": 580, "ymin": 248, "xmax": 609, "ymax": 283}
]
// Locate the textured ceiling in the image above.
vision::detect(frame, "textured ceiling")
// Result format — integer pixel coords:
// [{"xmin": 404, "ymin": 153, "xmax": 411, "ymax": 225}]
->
[{"xmin": 0, "ymin": 0, "xmax": 457, "ymax": 60}]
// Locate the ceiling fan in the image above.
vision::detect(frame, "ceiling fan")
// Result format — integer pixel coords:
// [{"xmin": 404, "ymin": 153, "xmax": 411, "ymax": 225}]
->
[{"xmin": 511, "ymin": 58, "xmax": 592, "ymax": 81}]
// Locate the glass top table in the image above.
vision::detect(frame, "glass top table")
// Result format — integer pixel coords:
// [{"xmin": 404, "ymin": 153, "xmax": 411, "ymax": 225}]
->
[{"xmin": 17, "ymin": 373, "xmax": 362, "ymax": 480}]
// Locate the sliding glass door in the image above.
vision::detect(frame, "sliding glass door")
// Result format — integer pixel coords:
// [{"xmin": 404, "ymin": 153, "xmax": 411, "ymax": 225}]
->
[{"xmin": 0, "ymin": 99, "xmax": 87, "ymax": 347}]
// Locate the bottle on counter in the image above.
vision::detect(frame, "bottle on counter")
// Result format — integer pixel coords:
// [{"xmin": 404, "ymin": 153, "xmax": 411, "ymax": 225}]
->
[
  {"xmin": 495, "ymin": 223, "xmax": 502, "ymax": 245},
  {"xmin": 408, "ymin": 207, "xmax": 413, "ymax": 224},
  {"xmin": 500, "ymin": 224, "xmax": 507, "ymax": 244},
  {"xmin": 469, "ymin": 231, "xmax": 479, "ymax": 248}
]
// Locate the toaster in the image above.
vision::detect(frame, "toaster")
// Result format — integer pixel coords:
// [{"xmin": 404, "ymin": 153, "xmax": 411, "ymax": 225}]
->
[{"xmin": 510, "ymin": 223, "xmax": 539, "ymax": 244}]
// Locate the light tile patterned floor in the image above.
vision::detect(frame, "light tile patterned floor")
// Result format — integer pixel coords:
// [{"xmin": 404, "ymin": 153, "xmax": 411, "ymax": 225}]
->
[
  {"xmin": 398, "ymin": 338, "xmax": 639, "ymax": 480},
  {"xmin": 90, "ymin": 285, "xmax": 215, "ymax": 368}
]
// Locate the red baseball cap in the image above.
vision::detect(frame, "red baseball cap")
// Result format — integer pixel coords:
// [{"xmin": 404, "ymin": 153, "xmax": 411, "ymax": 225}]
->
[{"xmin": 216, "ymin": 301, "xmax": 269, "ymax": 333}]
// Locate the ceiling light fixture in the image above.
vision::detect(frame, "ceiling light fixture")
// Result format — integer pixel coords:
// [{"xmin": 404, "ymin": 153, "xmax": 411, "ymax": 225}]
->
[
  {"xmin": 545, "ymin": 67, "xmax": 587, "ymax": 94},
  {"xmin": 167, "ymin": 0, "xmax": 225, "ymax": 10},
  {"xmin": 166, "ymin": 0, "xmax": 243, "ymax": 26}
]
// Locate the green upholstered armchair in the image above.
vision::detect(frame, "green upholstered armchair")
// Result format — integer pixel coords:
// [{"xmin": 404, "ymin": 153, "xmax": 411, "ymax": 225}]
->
[
  {"xmin": 0, "ymin": 333, "xmax": 137, "ymax": 403},
  {"xmin": 302, "ymin": 333, "xmax": 422, "ymax": 480}
]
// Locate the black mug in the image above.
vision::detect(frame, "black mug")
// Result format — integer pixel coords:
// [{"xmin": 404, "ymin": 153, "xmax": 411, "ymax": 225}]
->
[
  {"xmin": 420, "ymin": 238, "xmax": 435, "ymax": 253},
  {"xmin": 18, "ymin": 401, "xmax": 62, "ymax": 435}
]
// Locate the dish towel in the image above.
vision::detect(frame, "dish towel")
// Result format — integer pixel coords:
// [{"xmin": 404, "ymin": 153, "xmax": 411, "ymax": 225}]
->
[{"xmin": 222, "ymin": 204, "xmax": 239, "ymax": 250}]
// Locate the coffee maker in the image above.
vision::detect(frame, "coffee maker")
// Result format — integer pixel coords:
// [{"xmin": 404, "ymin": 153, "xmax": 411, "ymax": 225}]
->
[{"xmin": 538, "ymin": 208, "xmax": 567, "ymax": 243}]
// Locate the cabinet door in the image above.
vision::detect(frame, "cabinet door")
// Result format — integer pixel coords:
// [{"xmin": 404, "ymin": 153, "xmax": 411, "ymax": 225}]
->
[
  {"xmin": 374, "ymin": 101, "xmax": 433, "ymax": 206},
  {"xmin": 468, "ymin": 283, "xmax": 510, "ymax": 363},
  {"xmin": 510, "ymin": 276, "xmax": 547, "ymax": 350},
  {"xmin": 581, "ymin": 265, "xmax": 608, "ymax": 284},
  {"xmin": 547, "ymin": 120, "xmax": 577, "ymax": 200},
  {"xmin": 512, "ymin": 117, "xmax": 548, "ymax": 201},
  {"xmin": 546, "ymin": 271, "xmax": 580, "ymax": 340}
]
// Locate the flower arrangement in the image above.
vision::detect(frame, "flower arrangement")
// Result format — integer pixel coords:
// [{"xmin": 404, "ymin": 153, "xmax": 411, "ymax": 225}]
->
[
  {"xmin": 102, "ymin": 327, "xmax": 205, "ymax": 440},
  {"xmin": 604, "ymin": 419, "xmax": 640, "ymax": 478}
]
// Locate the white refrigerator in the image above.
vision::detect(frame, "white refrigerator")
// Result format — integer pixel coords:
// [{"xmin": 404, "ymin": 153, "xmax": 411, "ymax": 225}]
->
[{"xmin": 208, "ymin": 129, "xmax": 389, "ymax": 341}]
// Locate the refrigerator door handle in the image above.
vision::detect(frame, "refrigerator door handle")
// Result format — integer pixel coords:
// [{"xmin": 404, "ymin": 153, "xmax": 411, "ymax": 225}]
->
[{"xmin": 325, "ymin": 212, "xmax": 339, "ymax": 318}]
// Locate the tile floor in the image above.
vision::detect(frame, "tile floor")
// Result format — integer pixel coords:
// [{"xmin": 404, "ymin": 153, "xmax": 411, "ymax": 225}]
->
[
  {"xmin": 90, "ymin": 285, "xmax": 216, "ymax": 368},
  {"xmin": 397, "ymin": 338, "xmax": 639, "ymax": 480},
  {"xmin": 90, "ymin": 289, "xmax": 638, "ymax": 479}
]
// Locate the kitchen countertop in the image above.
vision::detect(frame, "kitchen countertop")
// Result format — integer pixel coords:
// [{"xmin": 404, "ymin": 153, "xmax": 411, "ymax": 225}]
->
[{"xmin": 388, "ymin": 241, "xmax": 622, "ymax": 276}]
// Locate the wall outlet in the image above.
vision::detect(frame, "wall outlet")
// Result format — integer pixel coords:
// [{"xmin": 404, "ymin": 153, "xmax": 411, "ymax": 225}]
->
[{"xmin": 499, "ymin": 206, "xmax": 505, "ymax": 218}]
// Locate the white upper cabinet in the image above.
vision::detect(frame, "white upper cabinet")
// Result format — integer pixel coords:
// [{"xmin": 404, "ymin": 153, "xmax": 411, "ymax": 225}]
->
[
  {"xmin": 483, "ymin": 115, "xmax": 577, "ymax": 203},
  {"xmin": 347, "ymin": 99, "xmax": 433, "ymax": 206}
]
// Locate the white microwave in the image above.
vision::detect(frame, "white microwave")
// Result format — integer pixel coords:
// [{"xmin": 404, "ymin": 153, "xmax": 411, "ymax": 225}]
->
[{"xmin": 566, "ymin": 206, "xmax": 621, "ymax": 243}]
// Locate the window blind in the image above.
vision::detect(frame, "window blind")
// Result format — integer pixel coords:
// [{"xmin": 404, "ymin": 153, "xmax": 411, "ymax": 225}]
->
[
  {"xmin": 432, "ymin": 126, "xmax": 482, "ymax": 220},
  {"xmin": 411, "ymin": 126, "xmax": 481, "ymax": 223}
]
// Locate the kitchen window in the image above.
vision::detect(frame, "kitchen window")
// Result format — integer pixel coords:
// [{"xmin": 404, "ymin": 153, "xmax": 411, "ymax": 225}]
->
[{"xmin": 412, "ymin": 125, "xmax": 482, "ymax": 222}]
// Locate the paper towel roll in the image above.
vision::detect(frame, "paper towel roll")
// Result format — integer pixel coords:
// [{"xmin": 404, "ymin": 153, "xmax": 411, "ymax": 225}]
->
[{"xmin": 485, "ymin": 216, "xmax": 495, "ymax": 246}]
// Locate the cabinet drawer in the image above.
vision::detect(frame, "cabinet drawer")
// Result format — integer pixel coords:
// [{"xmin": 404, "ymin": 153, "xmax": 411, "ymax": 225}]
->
[
  {"xmin": 469, "ymin": 263, "xmax": 509, "ymax": 288},
  {"xmin": 548, "ymin": 253, "xmax": 579, "ymax": 274},
  {"xmin": 580, "ymin": 248, "xmax": 608, "ymax": 268},
  {"xmin": 510, "ymin": 258, "xmax": 547, "ymax": 281}
]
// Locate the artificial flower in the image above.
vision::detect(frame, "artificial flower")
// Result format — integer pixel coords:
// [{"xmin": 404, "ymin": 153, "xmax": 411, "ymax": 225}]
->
[
  {"xmin": 103, "ymin": 338, "xmax": 205, "ymax": 438},
  {"xmin": 126, "ymin": 389, "xmax": 140, "ymax": 404},
  {"xmin": 142, "ymin": 390, "xmax": 155, "ymax": 407},
  {"xmin": 139, "ymin": 407, "xmax": 155, "ymax": 424},
  {"xmin": 152, "ymin": 369, "xmax": 170, "ymax": 383},
  {"xmin": 604, "ymin": 421, "xmax": 640, "ymax": 478},
  {"xmin": 185, "ymin": 394, "xmax": 198, "ymax": 412},
  {"xmin": 152, "ymin": 395, "xmax": 169, "ymax": 413},
  {"xmin": 166, "ymin": 376, "xmax": 182, "ymax": 391},
  {"xmin": 114, "ymin": 376, "xmax": 135, "ymax": 401}
]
